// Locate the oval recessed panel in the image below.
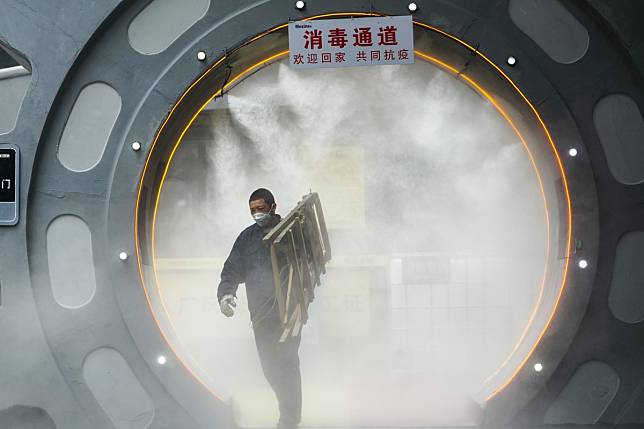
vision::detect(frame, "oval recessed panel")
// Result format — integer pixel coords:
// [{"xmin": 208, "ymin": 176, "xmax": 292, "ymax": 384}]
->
[
  {"xmin": 0, "ymin": 405, "xmax": 57, "ymax": 429},
  {"xmin": 594, "ymin": 94, "xmax": 644, "ymax": 185},
  {"xmin": 509, "ymin": 0, "xmax": 589, "ymax": 64},
  {"xmin": 83, "ymin": 348, "xmax": 154, "ymax": 429},
  {"xmin": 0, "ymin": 68, "xmax": 31, "ymax": 135},
  {"xmin": 58, "ymin": 82, "xmax": 121, "ymax": 172},
  {"xmin": 545, "ymin": 361, "xmax": 619, "ymax": 424},
  {"xmin": 46, "ymin": 215, "xmax": 96, "ymax": 309},
  {"xmin": 128, "ymin": 0, "xmax": 210, "ymax": 55},
  {"xmin": 609, "ymin": 230, "xmax": 644, "ymax": 323}
]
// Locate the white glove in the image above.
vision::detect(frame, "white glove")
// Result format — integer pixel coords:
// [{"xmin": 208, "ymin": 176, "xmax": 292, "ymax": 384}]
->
[{"xmin": 220, "ymin": 294, "xmax": 236, "ymax": 317}]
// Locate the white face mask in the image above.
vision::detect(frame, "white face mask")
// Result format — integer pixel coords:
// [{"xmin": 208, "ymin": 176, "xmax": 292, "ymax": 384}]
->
[{"xmin": 252, "ymin": 211, "xmax": 272, "ymax": 227}]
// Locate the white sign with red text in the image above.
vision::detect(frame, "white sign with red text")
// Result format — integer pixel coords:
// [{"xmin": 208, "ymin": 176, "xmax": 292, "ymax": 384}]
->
[{"xmin": 288, "ymin": 15, "xmax": 414, "ymax": 69}]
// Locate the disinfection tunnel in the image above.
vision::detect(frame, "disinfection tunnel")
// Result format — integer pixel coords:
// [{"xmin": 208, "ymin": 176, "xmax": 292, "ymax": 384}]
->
[{"xmin": 1, "ymin": 1, "xmax": 644, "ymax": 428}]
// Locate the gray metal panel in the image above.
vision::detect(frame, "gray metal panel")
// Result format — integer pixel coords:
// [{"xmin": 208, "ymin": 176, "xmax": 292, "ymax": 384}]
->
[
  {"xmin": 0, "ymin": 405, "xmax": 57, "ymax": 429},
  {"xmin": 616, "ymin": 373, "xmax": 644, "ymax": 423},
  {"xmin": 0, "ymin": 1, "xmax": 141, "ymax": 427},
  {"xmin": 83, "ymin": 348, "xmax": 154, "ymax": 429},
  {"xmin": 593, "ymin": 94, "xmax": 644, "ymax": 185},
  {"xmin": 609, "ymin": 230, "xmax": 644, "ymax": 323},
  {"xmin": 0, "ymin": 72, "xmax": 30, "ymax": 134},
  {"xmin": 58, "ymin": 82, "xmax": 121, "ymax": 172},
  {"xmin": 0, "ymin": 0, "xmax": 641, "ymax": 427},
  {"xmin": 46, "ymin": 215, "xmax": 96, "ymax": 308},
  {"xmin": 128, "ymin": 0, "xmax": 210, "ymax": 55},
  {"xmin": 508, "ymin": 0, "xmax": 589, "ymax": 64},
  {"xmin": 545, "ymin": 361, "xmax": 620, "ymax": 424}
]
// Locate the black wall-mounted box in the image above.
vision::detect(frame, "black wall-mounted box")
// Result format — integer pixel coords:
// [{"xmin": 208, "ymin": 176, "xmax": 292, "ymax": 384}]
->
[{"xmin": 0, "ymin": 144, "xmax": 19, "ymax": 226}]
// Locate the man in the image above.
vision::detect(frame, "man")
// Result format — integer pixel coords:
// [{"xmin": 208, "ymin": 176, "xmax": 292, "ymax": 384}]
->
[{"xmin": 218, "ymin": 188, "xmax": 302, "ymax": 429}]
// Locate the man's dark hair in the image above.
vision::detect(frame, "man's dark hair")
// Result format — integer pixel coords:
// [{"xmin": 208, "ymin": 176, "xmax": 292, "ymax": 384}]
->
[{"xmin": 249, "ymin": 188, "xmax": 275, "ymax": 206}]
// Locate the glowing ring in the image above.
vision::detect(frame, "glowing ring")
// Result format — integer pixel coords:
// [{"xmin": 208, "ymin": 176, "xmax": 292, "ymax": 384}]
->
[{"xmin": 134, "ymin": 14, "xmax": 572, "ymax": 404}]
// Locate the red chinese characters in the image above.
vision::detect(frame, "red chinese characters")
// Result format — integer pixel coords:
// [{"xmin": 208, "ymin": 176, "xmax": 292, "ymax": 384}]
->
[
  {"xmin": 353, "ymin": 27, "xmax": 373, "ymax": 47},
  {"xmin": 304, "ymin": 29, "xmax": 323, "ymax": 49},
  {"xmin": 293, "ymin": 19, "xmax": 411, "ymax": 66},
  {"xmin": 377, "ymin": 25, "xmax": 398, "ymax": 46},
  {"xmin": 302, "ymin": 25, "xmax": 400, "ymax": 51},
  {"xmin": 328, "ymin": 28, "xmax": 348, "ymax": 48}
]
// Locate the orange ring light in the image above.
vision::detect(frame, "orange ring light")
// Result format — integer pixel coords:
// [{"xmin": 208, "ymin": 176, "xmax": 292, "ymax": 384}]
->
[{"xmin": 134, "ymin": 14, "xmax": 572, "ymax": 405}]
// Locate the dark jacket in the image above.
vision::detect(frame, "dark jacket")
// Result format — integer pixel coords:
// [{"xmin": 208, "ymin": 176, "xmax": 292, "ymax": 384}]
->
[{"xmin": 217, "ymin": 214, "xmax": 282, "ymax": 324}]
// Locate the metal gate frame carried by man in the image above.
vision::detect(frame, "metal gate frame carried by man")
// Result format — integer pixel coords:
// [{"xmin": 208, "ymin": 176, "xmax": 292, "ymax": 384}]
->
[{"xmin": 264, "ymin": 192, "xmax": 332, "ymax": 342}]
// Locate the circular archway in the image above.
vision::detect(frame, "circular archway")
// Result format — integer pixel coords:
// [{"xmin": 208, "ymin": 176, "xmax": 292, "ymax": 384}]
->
[
  {"xmin": 135, "ymin": 15, "xmax": 572, "ymax": 426},
  {"xmin": 26, "ymin": 1, "xmax": 642, "ymax": 427}
]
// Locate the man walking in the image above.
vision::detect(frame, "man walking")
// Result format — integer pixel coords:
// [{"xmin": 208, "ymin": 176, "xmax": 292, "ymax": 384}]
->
[{"xmin": 218, "ymin": 188, "xmax": 302, "ymax": 429}]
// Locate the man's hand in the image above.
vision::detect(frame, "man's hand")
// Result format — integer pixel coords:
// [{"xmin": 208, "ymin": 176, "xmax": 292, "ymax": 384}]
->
[{"xmin": 220, "ymin": 294, "xmax": 237, "ymax": 317}]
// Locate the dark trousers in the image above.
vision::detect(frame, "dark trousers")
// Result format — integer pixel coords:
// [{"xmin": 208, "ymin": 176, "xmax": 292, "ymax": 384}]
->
[{"xmin": 253, "ymin": 313, "xmax": 302, "ymax": 428}]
